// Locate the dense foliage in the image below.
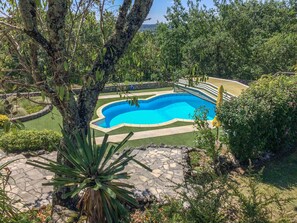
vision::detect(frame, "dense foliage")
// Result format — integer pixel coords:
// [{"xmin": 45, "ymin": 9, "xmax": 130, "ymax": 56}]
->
[
  {"xmin": 0, "ymin": 130, "xmax": 61, "ymax": 153},
  {"xmin": 117, "ymin": 0, "xmax": 296, "ymax": 82},
  {"xmin": 217, "ymin": 74, "xmax": 297, "ymax": 161}
]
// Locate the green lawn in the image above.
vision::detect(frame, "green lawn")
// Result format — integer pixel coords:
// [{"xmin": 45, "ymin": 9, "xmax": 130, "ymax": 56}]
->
[
  {"xmin": 94, "ymin": 121, "xmax": 192, "ymax": 137},
  {"xmin": 123, "ymin": 132, "xmax": 196, "ymax": 148},
  {"xmin": 253, "ymin": 151, "xmax": 297, "ymax": 219}
]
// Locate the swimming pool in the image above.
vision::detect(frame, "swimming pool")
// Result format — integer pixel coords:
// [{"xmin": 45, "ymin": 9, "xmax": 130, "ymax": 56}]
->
[{"xmin": 92, "ymin": 93, "xmax": 216, "ymax": 131}]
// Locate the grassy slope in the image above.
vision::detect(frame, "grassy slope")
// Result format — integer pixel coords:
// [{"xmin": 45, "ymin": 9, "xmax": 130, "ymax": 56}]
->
[{"xmin": 261, "ymin": 151, "xmax": 297, "ymax": 214}]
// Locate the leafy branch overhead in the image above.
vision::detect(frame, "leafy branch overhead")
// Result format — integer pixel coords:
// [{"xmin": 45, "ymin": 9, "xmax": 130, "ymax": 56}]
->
[{"xmin": 0, "ymin": 0, "xmax": 153, "ymax": 131}]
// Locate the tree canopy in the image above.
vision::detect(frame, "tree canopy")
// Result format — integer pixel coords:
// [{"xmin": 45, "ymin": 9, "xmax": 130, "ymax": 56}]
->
[{"xmin": 117, "ymin": 0, "xmax": 297, "ymax": 82}]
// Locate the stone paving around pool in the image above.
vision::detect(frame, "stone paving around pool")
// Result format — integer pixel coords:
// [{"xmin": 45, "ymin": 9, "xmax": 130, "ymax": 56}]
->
[{"xmin": 1, "ymin": 146, "xmax": 188, "ymax": 211}]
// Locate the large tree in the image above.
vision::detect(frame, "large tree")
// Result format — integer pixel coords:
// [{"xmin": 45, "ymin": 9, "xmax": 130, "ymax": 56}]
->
[{"xmin": 0, "ymin": 0, "xmax": 153, "ymax": 207}]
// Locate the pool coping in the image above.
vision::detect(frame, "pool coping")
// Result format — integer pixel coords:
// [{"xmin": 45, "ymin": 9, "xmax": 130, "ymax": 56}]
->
[{"xmin": 90, "ymin": 92, "xmax": 214, "ymax": 133}]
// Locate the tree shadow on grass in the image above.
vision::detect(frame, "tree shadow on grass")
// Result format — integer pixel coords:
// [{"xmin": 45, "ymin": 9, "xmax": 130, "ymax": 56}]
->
[{"xmin": 261, "ymin": 150, "xmax": 297, "ymax": 189}]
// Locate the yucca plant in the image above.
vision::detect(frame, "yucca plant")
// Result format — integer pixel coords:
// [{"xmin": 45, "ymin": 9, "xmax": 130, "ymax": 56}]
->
[
  {"xmin": 27, "ymin": 130, "xmax": 151, "ymax": 223},
  {"xmin": 0, "ymin": 158, "xmax": 18, "ymax": 220}
]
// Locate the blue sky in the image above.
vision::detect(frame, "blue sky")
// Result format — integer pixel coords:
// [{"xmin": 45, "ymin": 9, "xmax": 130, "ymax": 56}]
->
[{"xmin": 114, "ymin": 0, "xmax": 215, "ymax": 24}]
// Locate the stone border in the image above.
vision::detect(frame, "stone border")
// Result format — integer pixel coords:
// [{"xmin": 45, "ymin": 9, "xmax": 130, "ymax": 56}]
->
[
  {"xmin": 0, "ymin": 82, "xmax": 173, "ymax": 99},
  {"xmin": 10, "ymin": 104, "xmax": 53, "ymax": 122}
]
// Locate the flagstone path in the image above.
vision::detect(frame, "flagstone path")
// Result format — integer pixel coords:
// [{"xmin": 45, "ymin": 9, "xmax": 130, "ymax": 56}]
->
[{"xmin": 1, "ymin": 146, "xmax": 188, "ymax": 211}]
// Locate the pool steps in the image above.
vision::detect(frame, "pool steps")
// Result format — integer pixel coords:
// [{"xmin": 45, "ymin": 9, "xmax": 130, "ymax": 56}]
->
[{"xmin": 175, "ymin": 79, "xmax": 235, "ymax": 102}]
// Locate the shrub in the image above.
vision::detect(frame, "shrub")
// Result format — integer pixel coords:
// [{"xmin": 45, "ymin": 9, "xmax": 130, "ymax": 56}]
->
[
  {"xmin": 217, "ymin": 75, "xmax": 297, "ymax": 162},
  {"xmin": 0, "ymin": 115, "xmax": 9, "ymax": 127},
  {"xmin": 0, "ymin": 130, "xmax": 62, "ymax": 153}
]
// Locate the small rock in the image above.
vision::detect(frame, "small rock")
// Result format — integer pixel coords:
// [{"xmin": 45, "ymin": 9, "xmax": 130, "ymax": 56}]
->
[
  {"xmin": 133, "ymin": 189, "xmax": 156, "ymax": 208},
  {"xmin": 183, "ymin": 201, "xmax": 191, "ymax": 210},
  {"xmin": 45, "ymin": 175, "xmax": 54, "ymax": 180}
]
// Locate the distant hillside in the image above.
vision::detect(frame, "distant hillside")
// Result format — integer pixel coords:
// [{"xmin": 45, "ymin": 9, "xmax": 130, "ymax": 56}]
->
[{"xmin": 140, "ymin": 24, "xmax": 158, "ymax": 32}]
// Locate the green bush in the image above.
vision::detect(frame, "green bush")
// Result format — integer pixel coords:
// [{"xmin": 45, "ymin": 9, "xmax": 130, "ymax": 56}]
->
[
  {"xmin": 0, "ymin": 130, "xmax": 61, "ymax": 153},
  {"xmin": 217, "ymin": 75, "xmax": 297, "ymax": 162}
]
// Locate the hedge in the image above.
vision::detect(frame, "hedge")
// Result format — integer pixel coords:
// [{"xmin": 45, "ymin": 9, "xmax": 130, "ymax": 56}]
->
[{"xmin": 0, "ymin": 130, "xmax": 62, "ymax": 153}]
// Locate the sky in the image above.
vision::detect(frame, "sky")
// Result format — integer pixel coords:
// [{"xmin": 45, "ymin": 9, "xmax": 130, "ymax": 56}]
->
[{"xmin": 114, "ymin": 0, "xmax": 215, "ymax": 24}]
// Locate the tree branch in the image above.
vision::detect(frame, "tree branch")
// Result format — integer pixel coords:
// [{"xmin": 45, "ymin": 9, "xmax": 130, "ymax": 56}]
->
[
  {"xmin": 77, "ymin": 0, "xmax": 153, "ymax": 127},
  {"xmin": 115, "ymin": 0, "xmax": 132, "ymax": 32},
  {"xmin": 0, "ymin": 21, "xmax": 22, "ymax": 31},
  {"xmin": 19, "ymin": 0, "xmax": 55, "ymax": 56},
  {"xmin": 47, "ymin": 0, "xmax": 68, "ymax": 84}
]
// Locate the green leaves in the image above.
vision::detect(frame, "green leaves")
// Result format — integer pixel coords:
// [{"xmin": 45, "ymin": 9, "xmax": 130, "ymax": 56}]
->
[
  {"xmin": 55, "ymin": 86, "xmax": 70, "ymax": 101},
  {"xmin": 26, "ymin": 128, "xmax": 151, "ymax": 223},
  {"xmin": 217, "ymin": 74, "xmax": 297, "ymax": 161},
  {"xmin": 0, "ymin": 158, "xmax": 18, "ymax": 219}
]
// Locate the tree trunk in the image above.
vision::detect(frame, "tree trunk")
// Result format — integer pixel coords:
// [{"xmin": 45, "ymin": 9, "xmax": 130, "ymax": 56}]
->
[{"xmin": 15, "ymin": 0, "xmax": 154, "ymax": 210}]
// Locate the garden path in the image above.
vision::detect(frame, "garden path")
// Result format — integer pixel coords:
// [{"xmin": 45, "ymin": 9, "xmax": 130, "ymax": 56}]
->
[{"xmin": 2, "ymin": 146, "xmax": 188, "ymax": 211}]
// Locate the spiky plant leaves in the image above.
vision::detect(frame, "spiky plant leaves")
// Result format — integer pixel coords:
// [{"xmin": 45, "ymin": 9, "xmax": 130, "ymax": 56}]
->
[
  {"xmin": 27, "ymin": 129, "xmax": 151, "ymax": 223},
  {"xmin": 0, "ymin": 158, "xmax": 18, "ymax": 219}
]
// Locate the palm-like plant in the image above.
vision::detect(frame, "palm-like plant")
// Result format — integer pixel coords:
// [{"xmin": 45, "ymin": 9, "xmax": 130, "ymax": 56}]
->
[{"xmin": 27, "ymin": 130, "xmax": 151, "ymax": 223}]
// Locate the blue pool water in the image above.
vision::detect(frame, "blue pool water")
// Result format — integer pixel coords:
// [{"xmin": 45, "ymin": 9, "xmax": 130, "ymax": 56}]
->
[{"xmin": 95, "ymin": 93, "xmax": 215, "ymax": 128}]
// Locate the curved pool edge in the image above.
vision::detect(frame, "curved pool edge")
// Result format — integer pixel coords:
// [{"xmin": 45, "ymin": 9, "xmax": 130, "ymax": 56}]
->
[{"xmin": 90, "ymin": 92, "xmax": 215, "ymax": 133}]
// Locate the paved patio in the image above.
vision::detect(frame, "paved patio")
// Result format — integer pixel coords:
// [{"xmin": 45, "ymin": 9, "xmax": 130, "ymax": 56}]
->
[{"xmin": 2, "ymin": 146, "xmax": 188, "ymax": 211}]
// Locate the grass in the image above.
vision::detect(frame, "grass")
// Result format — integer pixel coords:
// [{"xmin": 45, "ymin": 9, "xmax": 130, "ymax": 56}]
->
[
  {"xmin": 260, "ymin": 150, "xmax": 297, "ymax": 214},
  {"xmin": 207, "ymin": 77, "xmax": 248, "ymax": 96},
  {"xmin": 123, "ymin": 132, "xmax": 196, "ymax": 148},
  {"xmin": 94, "ymin": 121, "xmax": 192, "ymax": 137}
]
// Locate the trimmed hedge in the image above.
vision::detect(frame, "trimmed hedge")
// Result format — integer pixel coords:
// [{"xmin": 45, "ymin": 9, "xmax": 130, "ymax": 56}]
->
[
  {"xmin": 217, "ymin": 74, "xmax": 297, "ymax": 162},
  {"xmin": 0, "ymin": 130, "xmax": 62, "ymax": 153}
]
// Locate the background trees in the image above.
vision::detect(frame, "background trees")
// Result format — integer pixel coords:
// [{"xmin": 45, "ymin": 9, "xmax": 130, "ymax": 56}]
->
[{"xmin": 114, "ymin": 0, "xmax": 296, "ymax": 82}]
